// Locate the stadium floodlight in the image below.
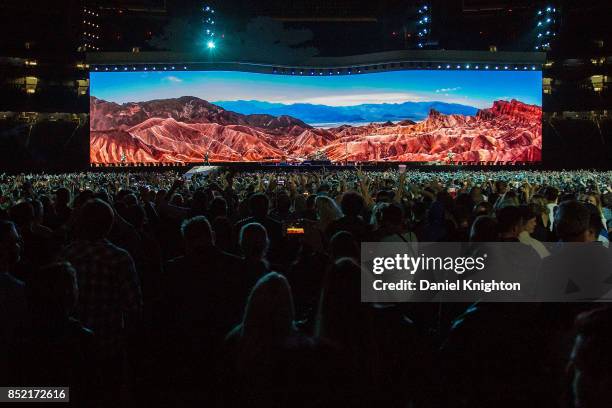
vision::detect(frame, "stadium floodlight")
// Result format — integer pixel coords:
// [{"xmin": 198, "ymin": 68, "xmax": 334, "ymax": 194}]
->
[{"xmin": 207, "ymin": 40, "xmax": 216, "ymax": 49}]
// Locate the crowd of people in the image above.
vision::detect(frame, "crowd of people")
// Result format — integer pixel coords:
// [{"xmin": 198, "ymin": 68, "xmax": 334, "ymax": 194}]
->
[{"xmin": 2, "ymin": 167, "xmax": 612, "ymax": 407}]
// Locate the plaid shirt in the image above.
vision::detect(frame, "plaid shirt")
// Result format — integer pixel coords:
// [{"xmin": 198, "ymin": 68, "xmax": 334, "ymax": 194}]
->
[{"xmin": 62, "ymin": 239, "xmax": 142, "ymax": 356}]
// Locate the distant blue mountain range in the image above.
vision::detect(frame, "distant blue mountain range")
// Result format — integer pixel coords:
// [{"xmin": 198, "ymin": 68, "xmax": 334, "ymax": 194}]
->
[{"xmin": 214, "ymin": 99, "xmax": 479, "ymax": 125}]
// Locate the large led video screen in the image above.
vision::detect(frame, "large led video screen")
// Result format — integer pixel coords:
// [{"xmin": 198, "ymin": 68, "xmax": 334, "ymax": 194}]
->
[{"xmin": 89, "ymin": 69, "xmax": 542, "ymax": 164}]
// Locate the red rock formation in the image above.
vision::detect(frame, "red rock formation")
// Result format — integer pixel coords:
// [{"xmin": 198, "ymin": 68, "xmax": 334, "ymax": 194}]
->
[{"xmin": 90, "ymin": 96, "xmax": 541, "ymax": 164}]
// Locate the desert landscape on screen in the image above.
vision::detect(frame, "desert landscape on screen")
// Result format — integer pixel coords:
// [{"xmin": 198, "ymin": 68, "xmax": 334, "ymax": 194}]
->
[{"xmin": 89, "ymin": 70, "xmax": 542, "ymax": 164}]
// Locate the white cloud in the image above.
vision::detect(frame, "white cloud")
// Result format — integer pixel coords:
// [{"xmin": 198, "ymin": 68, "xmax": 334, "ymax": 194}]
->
[
  {"xmin": 165, "ymin": 76, "xmax": 183, "ymax": 83},
  {"xmin": 435, "ymin": 86, "xmax": 461, "ymax": 93},
  {"xmin": 278, "ymin": 92, "xmax": 426, "ymax": 106}
]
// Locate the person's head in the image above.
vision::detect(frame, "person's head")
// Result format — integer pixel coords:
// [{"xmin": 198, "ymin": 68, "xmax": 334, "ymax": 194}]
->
[
  {"xmin": 170, "ymin": 193, "xmax": 184, "ymax": 207},
  {"xmin": 518, "ymin": 205, "xmax": 537, "ymax": 235},
  {"xmin": 55, "ymin": 187, "xmax": 71, "ymax": 206},
  {"xmin": 9, "ymin": 201, "xmax": 35, "ymax": 229},
  {"xmin": 123, "ymin": 204, "xmax": 146, "ymax": 229},
  {"xmin": 275, "ymin": 191, "xmax": 291, "ymax": 214},
  {"xmin": 469, "ymin": 186, "xmax": 484, "ymax": 202},
  {"xmin": 240, "ymin": 272, "xmax": 295, "ymax": 344},
  {"xmin": 375, "ymin": 190, "xmax": 393, "ymax": 204},
  {"xmin": 249, "ymin": 193, "xmax": 270, "ymax": 218},
  {"xmin": 31, "ymin": 199, "xmax": 44, "ymax": 225},
  {"xmin": 27, "ymin": 262, "xmax": 78, "ymax": 320},
  {"xmin": 585, "ymin": 203, "xmax": 605, "ymax": 241},
  {"xmin": 530, "ymin": 194, "xmax": 547, "ymax": 208},
  {"xmin": 470, "ymin": 215, "xmax": 498, "ymax": 242},
  {"xmin": 339, "ymin": 191, "xmax": 364, "ymax": 217},
  {"xmin": 528, "ymin": 202, "xmax": 548, "ymax": 225},
  {"xmin": 305, "ymin": 194, "xmax": 316, "ymax": 210},
  {"xmin": 315, "ymin": 195, "xmax": 343, "ymax": 225},
  {"xmin": 315, "ymin": 258, "xmax": 363, "ymax": 341},
  {"xmin": 208, "ymin": 196, "xmax": 228, "ymax": 220},
  {"xmin": 496, "ymin": 180, "xmax": 508, "ymax": 194},
  {"xmin": 181, "ymin": 216, "xmax": 214, "ymax": 254},
  {"xmin": 473, "ymin": 201, "xmax": 494, "ymax": 217},
  {"xmin": 74, "ymin": 199, "xmax": 115, "ymax": 241},
  {"xmin": 568, "ymin": 307, "xmax": 612, "ymax": 408},
  {"xmin": 544, "ymin": 186, "xmax": 560, "ymax": 204},
  {"xmin": 329, "ymin": 230, "xmax": 359, "ymax": 261},
  {"xmin": 602, "ymin": 193, "xmax": 612, "ymax": 210},
  {"xmin": 381, "ymin": 203, "xmax": 404, "ymax": 228},
  {"xmin": 555, "ymin": 200, "xmax": 591, "ymax": 242},
  {"xmin": 496, "ymin": 206, "xmax": 523, "ymax": 238},
  {"xmin": 239, "ymin": 222, "xmax": 269, "ymax": 260},
  {"xmin": 0, "ymin": 220, "xmax": 22, "ymax": 271},
  {"xmin": 584, "ymin": 193, "xmax": 602, "ymax": 212}
]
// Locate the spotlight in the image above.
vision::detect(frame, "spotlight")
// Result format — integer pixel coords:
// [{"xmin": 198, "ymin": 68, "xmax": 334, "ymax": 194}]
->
[
  {"xmin": 163, "ymin": 67, "xmax": 167, "ymax": 70},
  {"xmin": 465, "ymin": 64, "xmax": 470, "ymax": 68},
  {"xmin": 531, "ymin": 66, "xmax": 536, "ymax": 70},
  {"xmin": 357, "ymin": 69, "xmax": 361, "ymax": 73},
  {"xmin": 423, "ymin": 5, "xmax": 428, "ymax": 10},
  {"xmin": 183, "ymin": 66, "xmax": 187, "ymax": 70},
  {"xmin": 171, "ymin": 66, "xmax": 175, "ymax": 70},
  {"xmin": 456, "ymin": 65, "xmax": 461, "ymax": 69},
  {"xmin": 437, "ymin": 65, "xmax": 441, "ymax": 69},
  {"xmin": 336, "ymin": 71, "xmax": 340, "ymax": 74},
  {"xmin": 299, "ymin": 71, "xmax": 303, "ymax": 75},
  {"xmin": 124, "ymin": 67, "xmax": 127, "ymax": 70},
  {"xmin": 485, "ymin": 65, "xmax": 489, "ymax": 69},
  {"xmin": 310, "ymin": 71, "xmax": 314, "ymax": 75},
  {"xmin": 523, "ymin": 66, "xmax": 528, "ymax": 70},
  {"xmin": 206, "ymin": 40, "xmax": 216, "ymax": 49},
  {"xmin": 475, "ymin": 65, "xmax": 479, "ymax": 69},
  {"xmin": 446, "ymin": 65, "xmax": 450, "ymax": 69},
  {"xmin": 538, "ymin": 10, "xmax": 542, "ymax": 15},
  {"xmin": 504, "ymin": 66, "xmax": 508, "ymax": 69},
  {"xmin": 144, "ymin": 67, "xmax": 147, "ymax": 70},
  {"xmin": 495, "ymin": 66, "xmax": 499, "ymax": 70},
  {"xmin": 153, "ymin": 67, "xmax": 156, "ymax": 70},
  {"xmin": 291, "ymin": 71, "xmax": 295, "ymax": 75},
  {"xmin": 546, "ymin": 18, "xmax": 551, "ymax": 23},
  {"xmin": 546, "ymin": 6, "xmax": 551, "ymax": 11},
  {"xmin": 133, "ymin": 67, "xmax": 136, "ymax": 70},
  {"xmin": 114, "ymin": 67, "xmax": 117, "ymax": 70},
  {"xmin": 514, "ymin": 67, "xmax": 518, "ymax": 70}
]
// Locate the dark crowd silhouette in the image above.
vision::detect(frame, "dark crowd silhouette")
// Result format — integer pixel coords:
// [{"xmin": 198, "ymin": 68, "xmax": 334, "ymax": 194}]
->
[{"xmin": 1, "ymin": 168, "xmax": 612, "ymax": 408}]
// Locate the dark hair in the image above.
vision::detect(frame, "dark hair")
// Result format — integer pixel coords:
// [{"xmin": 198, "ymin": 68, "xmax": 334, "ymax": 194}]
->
[
  {"xmin": 340, "ymin": 191, "xmax": 364, "ymax": 217},
  {"xmin": 75, "ymin": 199, "xmax": 114, "ymax": 240},
  {"xmin": 27, "ymin": 262, "xmax": 78, "ymax": 318},
  {"xmin": 555, "ymin": 200, "xmax": 590, "ymax": 241},
  {"xmin": 470, "ymin": 215, "xmax": 498, "ymax": 242},
  {"xmin": 181, "ymin": 216, "xmax": 213, "ymax": 246},
  {"xmin": 496, "ymin": 206, "xmax": 523, "ymax": 234},
  {"xmin": 381, "ymin": 203, "xmax": 404, "ymax": 226},
  {"xmin": 55, "ymin": 187, "xmax": 71, "ymax": 205},
  {"xmin": 544, "ymin": 187, "xmax": 559, "ymax": 202},
  {"xmin": 0, "ymin": 220, "xmax": 17, "ymax": 242},
  {"xmin": 9, "ymin": 201, "xmax": 35, "ymax": 227},
  {"xmin": 249, "ymin": 193, "xmax": 270, "ymax": 218},
  {"xmin": 329, "ymin": 230, "xmax": 359, "ymax": 260},
  {"xmin": 517, "ymin": 205, "xmax": 536, "ymax": 225},
  {"xmin": 573, "ymin": 307, "xmax": 612, "ymax": 376}
]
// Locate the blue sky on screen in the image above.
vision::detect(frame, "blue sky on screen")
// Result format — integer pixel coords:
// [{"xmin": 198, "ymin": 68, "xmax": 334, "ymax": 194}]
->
[{"xmin": 90, "ymin": 69, "xmax": 541, "ymax": 109}]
